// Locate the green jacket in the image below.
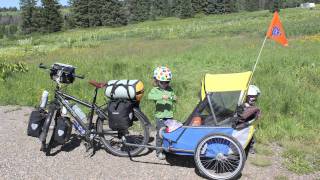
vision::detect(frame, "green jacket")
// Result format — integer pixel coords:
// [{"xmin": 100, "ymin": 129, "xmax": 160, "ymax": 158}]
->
[{"xmin": 148, "ymin": 87, "xmax": 176, "ymax": 119}]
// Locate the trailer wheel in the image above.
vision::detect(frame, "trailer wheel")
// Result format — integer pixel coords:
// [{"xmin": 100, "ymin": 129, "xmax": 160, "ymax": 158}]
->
[{"xmin": 194, "ymin": 133, "xmax": 246, "ymax": 180}]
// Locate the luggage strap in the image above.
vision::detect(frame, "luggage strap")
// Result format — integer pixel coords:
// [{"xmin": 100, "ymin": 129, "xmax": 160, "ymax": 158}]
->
[
  {"xmin": 110, "ymin": 80, "xmax": 134, "ymax": 100},
  {"xmin": 110, "ymin": 80, "xmax": 120, "ymax": 99}
]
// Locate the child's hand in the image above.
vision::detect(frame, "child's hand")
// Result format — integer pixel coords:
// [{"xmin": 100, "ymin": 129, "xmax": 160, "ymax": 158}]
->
[{"xmin": 162, "ymin": 95, "xmax": 169, "ymax": 100}]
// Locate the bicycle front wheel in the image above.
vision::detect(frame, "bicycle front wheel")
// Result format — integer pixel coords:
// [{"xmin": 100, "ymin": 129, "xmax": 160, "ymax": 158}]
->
[
  {"xmin": 97, "ymin": 108, "xmax": 150, "ymax": 157},
  {"xmin": 39, "ymin": 103, "xmax": 57, "ymax": 152}
]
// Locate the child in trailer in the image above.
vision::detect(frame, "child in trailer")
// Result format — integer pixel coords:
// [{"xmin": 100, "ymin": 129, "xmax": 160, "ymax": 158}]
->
[
  {"xmin": 148, "ymin": 66, "xmax": 177, "ymax": 160},
  {"xmin": 237, "ymin": 85, "xmax": 261, "ymax": 154}
]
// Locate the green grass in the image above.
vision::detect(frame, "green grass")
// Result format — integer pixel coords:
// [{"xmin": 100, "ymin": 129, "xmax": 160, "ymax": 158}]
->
[
  {"xmin": 255, "ymin": 143, "xmax": 274, "ymax": 156},
  {"xmin": 250, "ymin": 154, "xmax": 272, "ymax": 167},
  {"xmin": 0, "ymin": 7, "xmax": 320, "ymax": 174},
  {"xmin": 281, "ymin": 141, "xmax": 320, "ymax": 174}
]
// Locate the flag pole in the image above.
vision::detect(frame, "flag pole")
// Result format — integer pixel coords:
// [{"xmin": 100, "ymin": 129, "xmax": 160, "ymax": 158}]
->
[{"xmin": 249, "ymin": 35, "xmax": 268, "ymax": 85}]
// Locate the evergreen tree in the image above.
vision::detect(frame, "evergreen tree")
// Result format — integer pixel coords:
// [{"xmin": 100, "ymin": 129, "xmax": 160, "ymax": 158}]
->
[
  {"xmin": 270, "ymin": 0, "xmax": 281, "ymax": 12},
  {"xmin": 20, "ymin": 0, "xmax": 37, "ymax": 34},
  {"xmin": 216, "ymin": 0, "xmax": 225, "ymax": 13},
  {"xmin": 88, "ymin": 0, "xmax": 102, "ymax": 27},
  {"xmin": 64, "ymin": 12, "xmax": 75, "ymax": 29},
  {"xmin": 179, "ymin": 0, "xmax": 194, "ymax": 19},
  {"xmin": 100, "ymin": 0, "xmax": 112, "ymax": 26},
  {"xmin": 170, "ymin": 0, "xmax": 180, "ymax": 16},
  {"xmin": 127, "ymin": 0, "xmax": 151, "ymax": 23},
  {"xmin": 70, "ymin": 0, "xmax": 90, "ymax": 28},
  {"xmin": 149, "ymin": 0, "xmax": 157, "ymax": 20},
  {"xmin": 41, "ymin": 0, "xmax": 63, "ymax": 32},
  {"xmin": 204, "ymin": 0, "xmax": 237, "ymax": 14},
  {"xmin": 154, "ymin": 0, "xmax": 168, "ymax": 16},
  {"xmin": 32, "ymin": 7, "xmax": 45, "ymax": 32},
  {"xmin": 101, "ymin": 0, "xmax": 127, "ymax": 26},
  {"xmin": 224, "ymin": 0, "xmax": 237, "ymax": 13},
  {"xmin": 116, "ymin": 0, "xmax": 128, "ymax": 26},
  {"xmin": 191, "ymin": 0, "xmax": 207, "ymax": 13},
  {"xmin": 204, "ymin": 0, "xmax": 218, "ymax": 14},
  {"xmin": 245, "ymin": 0, "xmax": 260, "ymax": 11}
]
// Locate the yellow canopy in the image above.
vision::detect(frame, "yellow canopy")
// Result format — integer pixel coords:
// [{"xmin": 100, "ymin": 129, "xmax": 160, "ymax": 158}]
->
[{"xmin": 201, "ymin": 71, "xmax": 252, "ymax": 100}]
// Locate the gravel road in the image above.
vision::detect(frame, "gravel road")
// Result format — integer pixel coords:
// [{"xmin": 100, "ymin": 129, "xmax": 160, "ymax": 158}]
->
[{"xmin": 0, "ymin": 106, "xmax": 319, "ymax": 180}]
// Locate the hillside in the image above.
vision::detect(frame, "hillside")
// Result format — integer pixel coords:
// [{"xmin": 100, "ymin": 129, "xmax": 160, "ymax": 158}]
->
[{"xmin": 0, "ymin": 7, "xmax": 319, "ymax": 174}]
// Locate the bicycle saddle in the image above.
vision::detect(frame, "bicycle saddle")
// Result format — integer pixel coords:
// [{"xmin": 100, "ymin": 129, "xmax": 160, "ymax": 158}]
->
[{"xmin": 89, "ymin": 80, "xmax": 107, "ymax": 89}]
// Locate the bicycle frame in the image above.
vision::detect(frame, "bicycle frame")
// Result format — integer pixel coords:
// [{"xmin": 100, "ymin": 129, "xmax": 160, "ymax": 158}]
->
[{"xmin": 53, "ymin": 85, "xmax": 108, "ymax": 136}]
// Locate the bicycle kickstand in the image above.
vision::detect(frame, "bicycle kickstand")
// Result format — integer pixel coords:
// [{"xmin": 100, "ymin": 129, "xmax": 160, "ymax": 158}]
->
[{"xmin": 122, "ymin": 136, "xmax": 133, "ymax": 161}]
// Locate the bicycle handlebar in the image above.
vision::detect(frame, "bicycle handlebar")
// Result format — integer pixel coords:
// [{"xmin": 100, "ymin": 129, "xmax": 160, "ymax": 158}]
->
[
  {"xmin": 38, "ymin": 63, "xmax": 85, "ymax": 79},
  {"xmin": 74, "ymin": 75, "xmax": 85, "ymax": 79},
  {"xmin": 39, "ymin": 63, "xmax": 49, "ymax": 69}
]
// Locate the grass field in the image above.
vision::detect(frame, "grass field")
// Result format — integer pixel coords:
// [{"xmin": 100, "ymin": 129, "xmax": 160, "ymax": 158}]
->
[{"xmin": 0, "ymin": 7, "xmax": 319, "ymax": 173}]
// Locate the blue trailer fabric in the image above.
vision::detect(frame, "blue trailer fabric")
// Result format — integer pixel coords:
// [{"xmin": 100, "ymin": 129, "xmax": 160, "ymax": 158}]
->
[{"xmin": 162, "ymin": 127, "xmax": 234, "ymax": 155}]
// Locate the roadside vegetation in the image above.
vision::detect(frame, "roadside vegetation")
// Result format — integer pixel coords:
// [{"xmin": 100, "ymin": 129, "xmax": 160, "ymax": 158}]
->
[{"xmin": 0, "ymin": 6, "xmax": 319, "ymax": 174}]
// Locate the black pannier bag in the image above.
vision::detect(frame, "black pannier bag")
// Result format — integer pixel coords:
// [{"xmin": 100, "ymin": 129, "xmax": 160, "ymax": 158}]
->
[
  {"xmin": 27, "ymin": 110, "xmax": 47, "ymax": 137},
  {"xmin": 54, "ymin": 117, "xmax": 72, "ymax": 144},
  {"xmin": 107, "ymin": 100, "xmax": 134, "ymax": 131},
  {"xmin": 50, "ymin": 63, "xmax": 75, "ymax": 84}
]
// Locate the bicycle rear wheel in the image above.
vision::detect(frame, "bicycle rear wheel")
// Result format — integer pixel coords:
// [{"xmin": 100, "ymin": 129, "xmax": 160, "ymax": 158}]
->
[
  {"xmin": 39, "ymin": 103, "xmax": 57, "ymax": 152},
  {"xmin": 97, "ymin": 108, "xmax": 150, "ymax": 157}
]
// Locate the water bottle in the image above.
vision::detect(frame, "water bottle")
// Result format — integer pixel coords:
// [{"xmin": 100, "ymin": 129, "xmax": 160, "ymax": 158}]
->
[
  {"xmin": 40, "ymin": 90, "xmax": 49, "ymax": 109},
  {"xmin": 61, "ymin": 100, "xmax": 69, "ymax": 117},
  {"xmin": 73, "ymin": 120, "xmax": 86, "ymax": 135},
  {"xmin": 72, "ymin": 104, "xmax": 87, "ymax": 124}
]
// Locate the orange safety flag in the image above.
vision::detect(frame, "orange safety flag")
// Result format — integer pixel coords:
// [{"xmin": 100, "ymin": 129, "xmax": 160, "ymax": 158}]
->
[{"xmin": 266, "ymin": 11, "xmax": 288, "ymax": 46}]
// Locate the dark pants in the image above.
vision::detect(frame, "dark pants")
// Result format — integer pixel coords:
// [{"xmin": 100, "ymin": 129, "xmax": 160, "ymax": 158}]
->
[{"xmin": 156, "ymin": 118, "xmax": 169, "ymax": 154}]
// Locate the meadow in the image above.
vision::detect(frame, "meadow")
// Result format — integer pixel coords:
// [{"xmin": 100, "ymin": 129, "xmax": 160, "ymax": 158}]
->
[{"xmin": 0, "ymin": 7, "xmax": 319, "ymax": 173}]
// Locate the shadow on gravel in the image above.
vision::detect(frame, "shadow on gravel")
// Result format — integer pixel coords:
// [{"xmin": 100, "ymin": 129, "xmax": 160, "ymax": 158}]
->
[
  {"xmin": 167, "ymin": 153, "xmax": 242, "ymax": 180},
  {"xmin": 129, "ymin": 152, "xmax": 242, "ymax": 179},
  {"xmin": 45, "ymin": 136, "xmax": 156, "ymax": 157},
  {"xmin": 45, "ymin": 135, "xmax": 105, "ymax": 157},
  {"xmin": 45, "ymin": 135, "xmax": 82, "ymax": 156},
  {"xmin": 165, "ymin": 153, "xmax": 195, "ymax": 168},
  {"xmin": 128, "ymin": 151, "xmax": 209, "ymax": 179},
  {"xmin": 127, "ymin": 151, "xmax": 196, "ymax": 167},
  {"xmin": 127, "ymin": 137, "xmax": 155, "ymax": 157},
  {"xmin": 61, "ymin": 135, "xmax": 82, "ymax": 152}
]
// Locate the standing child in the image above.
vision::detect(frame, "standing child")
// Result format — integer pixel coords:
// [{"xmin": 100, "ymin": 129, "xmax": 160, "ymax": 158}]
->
[{"xmin": 148, "ymin": 66, "xmax": 176, "ymax": 160}]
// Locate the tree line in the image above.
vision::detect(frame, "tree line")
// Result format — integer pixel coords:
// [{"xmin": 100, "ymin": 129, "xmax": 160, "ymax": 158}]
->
[
  {"xmin": 20, "ymin": 0, "xmax": 62, "ymax": 34},
  {"xmin": 0, "ymin": 7, "xmax": 20, "ymax": 38},
  {"xmin": 0, "ymin": 7, "xmax": 18, "ymax": 12},
  {"xmin": 14, "ymin": 0, "xmax": 320, "ymax": 35}
]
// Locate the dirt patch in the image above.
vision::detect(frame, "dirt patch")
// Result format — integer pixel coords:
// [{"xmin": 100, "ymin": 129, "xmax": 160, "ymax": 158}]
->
[{"xmin": 0, "ymin": 106, "xmax": 319, "ymax": 179}]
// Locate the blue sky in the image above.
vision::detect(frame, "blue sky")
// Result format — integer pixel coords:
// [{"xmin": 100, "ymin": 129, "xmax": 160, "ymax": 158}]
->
[{"xmin": 0, "ymin": 0, "xmax": 69, "ymax": 8}]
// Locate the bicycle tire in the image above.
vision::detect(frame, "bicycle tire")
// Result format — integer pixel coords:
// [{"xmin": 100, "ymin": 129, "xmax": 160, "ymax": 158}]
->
[
  {"xmin": 97, "ymin": 108, "xmax": 150, "ymax": 157},
  {"xmin": 194, "ymin": 133, "xmax": 246, "ymax": 180},
  {"xmin": 39, "ymin": 103, "xmax": 57, "ymax": 152}
]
